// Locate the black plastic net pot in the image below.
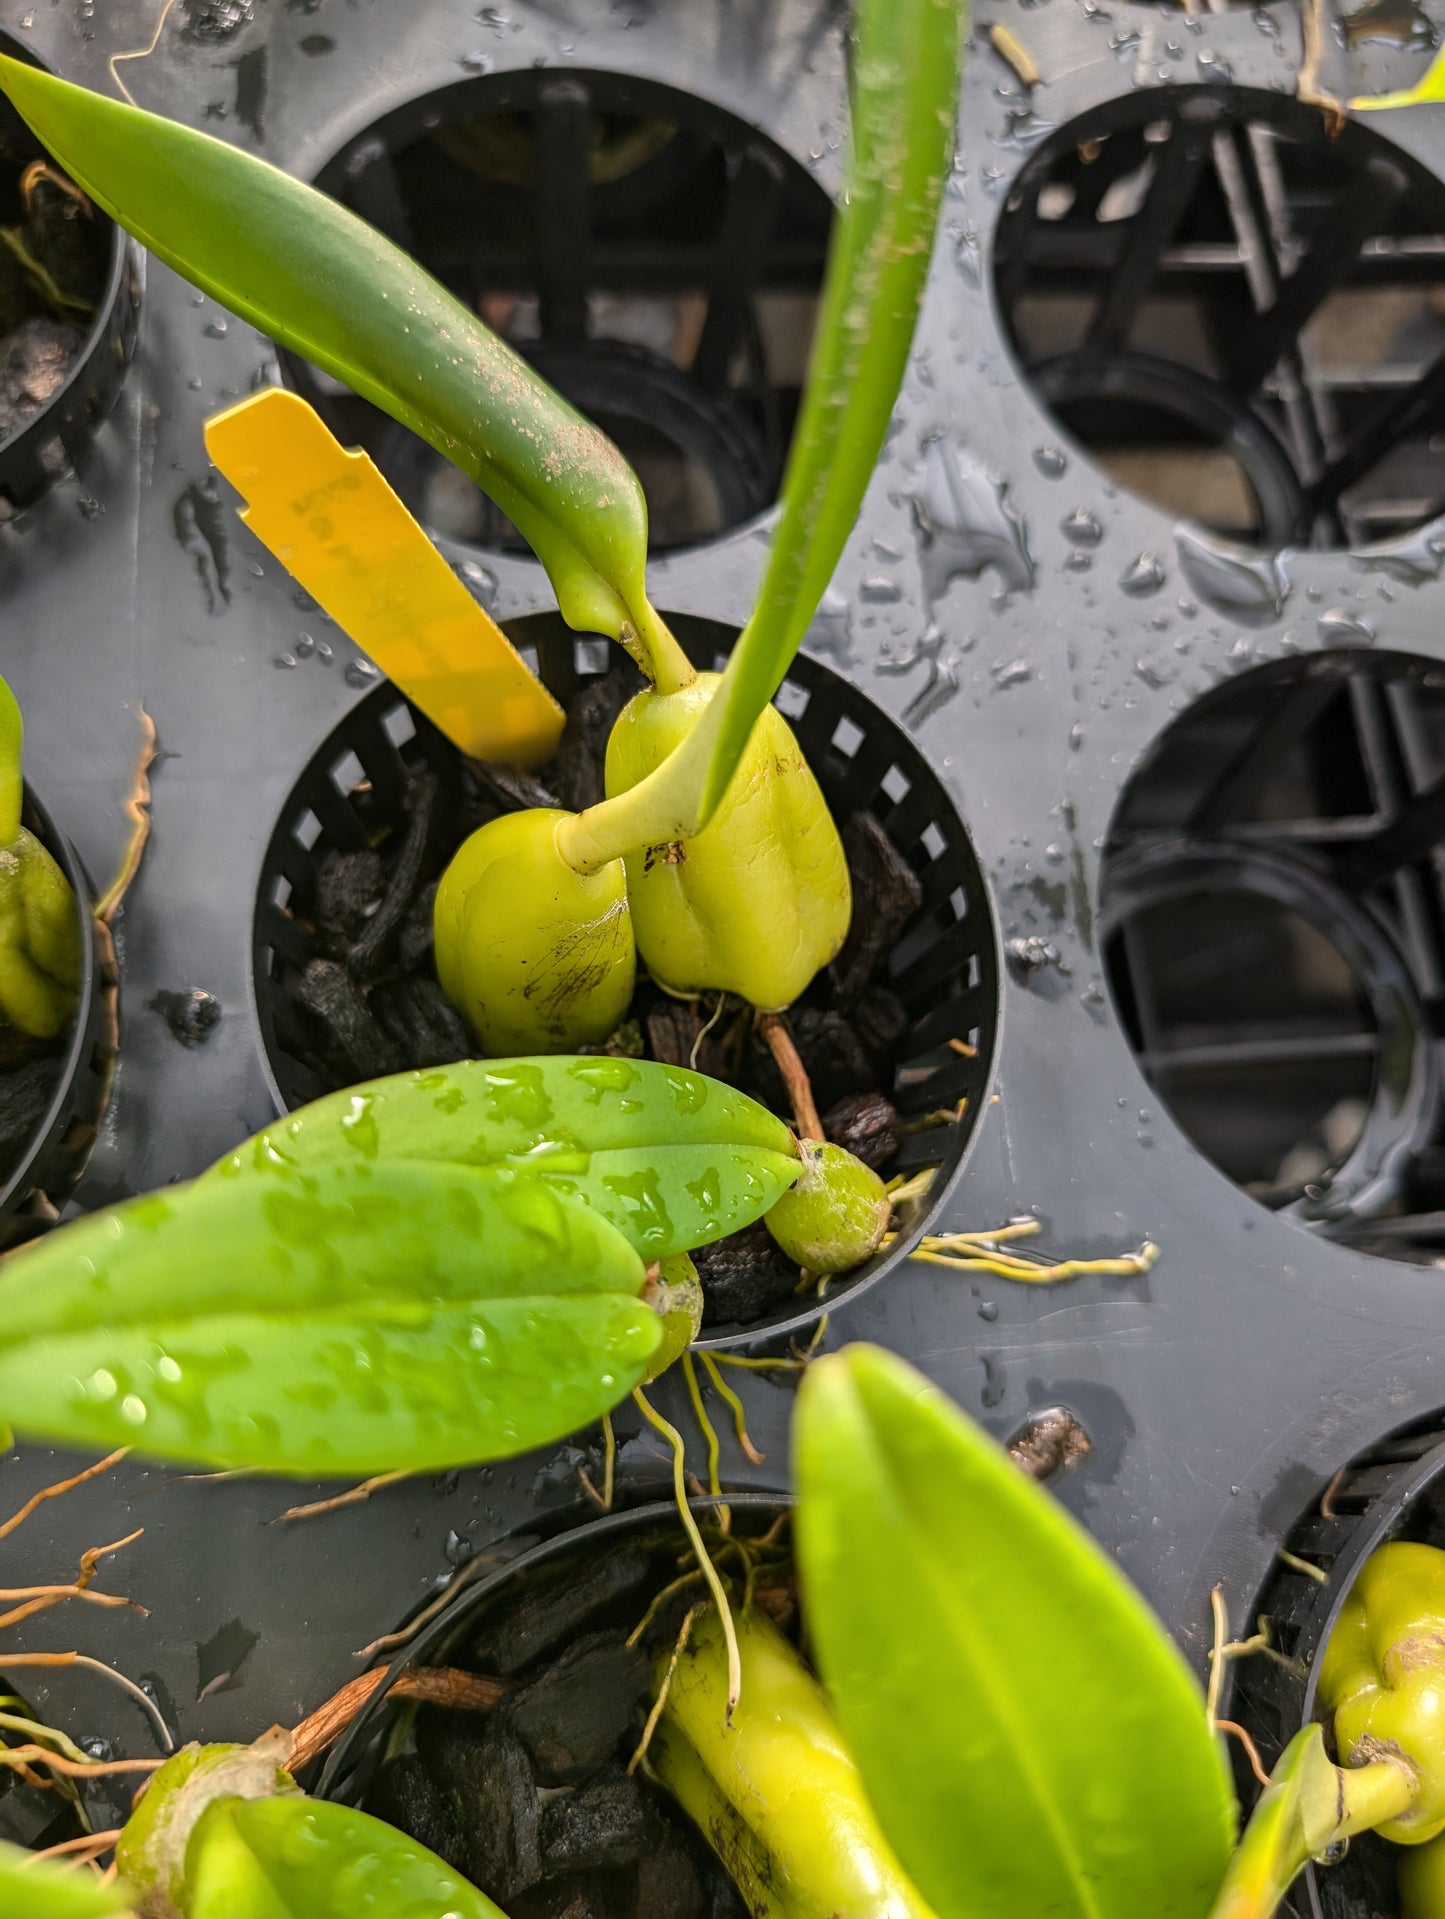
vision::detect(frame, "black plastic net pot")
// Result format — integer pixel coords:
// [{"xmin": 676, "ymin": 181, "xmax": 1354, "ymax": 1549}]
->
[
  {"xmin": 282, "ymin": 67, "xmax": 833, "ymax": 556},
  {"xmin": 0, "ymin": 784, "xmax": 110, "ymax": 1248},
  {"xmin": 250, "ymin": 613, "xmax": 1000, "ymax": 1347},
  {"xmin": 0, "ymin": 31, "xmax": 139, "ymax": 513},
  {"xmin": 1225, "ymin": 1421, "xmax": 1445, "ymax": 1919},
  {"xmin": 315, "ymin": 1493, "xmax": 790, "ymax": 1918}
]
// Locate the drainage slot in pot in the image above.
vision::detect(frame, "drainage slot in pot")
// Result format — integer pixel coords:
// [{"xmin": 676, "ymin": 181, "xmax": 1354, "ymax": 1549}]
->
[
  {"xmin": 1226, "ymin": 1418, "xmax": 1445, "ymax": 1919},
  {"xmin": 252, "ymin": 614, "xmax": 999, "ymax": 1345},
  {"xmin": 994, "ymin": 86, "xmax": 1445, "ymax": 550},
  {"xmin": 0, "ymin": 33, "xmax": 138, "ymax": 514},
  {"xmin": 1099, "ymin": 649, "xmax": 1445, "ymax": 1264},
  {"xmin": 284, "ymin": 70, "xmax": 831, "ymax": 554}
]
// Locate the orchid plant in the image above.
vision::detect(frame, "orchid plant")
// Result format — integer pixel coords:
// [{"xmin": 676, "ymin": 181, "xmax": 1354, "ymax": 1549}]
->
[{"xmin": 0, "ymin": 0, "xmax": 956, "ymax": 1279}]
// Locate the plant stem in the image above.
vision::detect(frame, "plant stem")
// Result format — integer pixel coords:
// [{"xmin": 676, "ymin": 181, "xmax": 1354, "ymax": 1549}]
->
[
  {"xmin": 757, "ymin": 1014, "xmax": 823, "ymax": 1141},
  {"xmin": 1208, "ymin": 1726, "xmax": 1417, "ymax": 1919},
  {"xmin": 1337, "ymin": 1757, "xmax": 1420, "ymax": 1837},
  {"xmin": 623, "ymin": 604, "xmax": 696, "ymax": 695}
]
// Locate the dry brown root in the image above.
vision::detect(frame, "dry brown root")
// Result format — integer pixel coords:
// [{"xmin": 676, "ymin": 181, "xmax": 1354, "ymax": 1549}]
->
[
  {"xmin": 287, "ymin": 1666, "xmax": 507, "ymax": 1771},
  {"xmin": 0, "ymin": 1449, "xmax": 130, "ymax": 1542},
  {"xmin": 0, "ymin": 1528, "xmax": 146, "ymax": 1630},
  {"xmin": 273, "ymin": 1470, "xmax": 409, "ymax": 1524}
]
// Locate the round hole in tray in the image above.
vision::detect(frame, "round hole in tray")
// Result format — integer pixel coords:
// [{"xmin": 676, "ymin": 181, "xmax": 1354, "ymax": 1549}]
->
[
  {"xmin": 251, "ymin": 613, "xmax": 1000, "ymax": 1346},
  {"xmin": 1099, "ymin": 648, "xmax": 1445, "ymax": 1266},
  {"xmin": 316, "ymin": 1495, "xmax": 790, "ymax": 1912},
  {"xmin": 281, "ymin": 69, "xmax": 833, "ymax": 556},
  {"xmin": 0, "ymin": 785, "xmax": 110, "ymax": 1248},
  {"xmin": 0, "ymin": 30, "xmax": 139, "ymax": 514},
  {"xmin": 1225, "ymin": 1417, "xmax": 1445, "ymax": 1918},
  {"xmin": 993, "ymin": 86, "xmax": 1445, "ymax": 551}
]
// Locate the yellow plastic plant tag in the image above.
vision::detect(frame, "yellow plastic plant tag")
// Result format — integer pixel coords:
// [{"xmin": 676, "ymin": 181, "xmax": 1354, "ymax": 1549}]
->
[
  {"xmin": 204, "ymin": 389, "xmax": 565, "ymax": 766},
  {"xmin": 1351, "ymin": 44, "xmax": 1445, "ymax": 109}
]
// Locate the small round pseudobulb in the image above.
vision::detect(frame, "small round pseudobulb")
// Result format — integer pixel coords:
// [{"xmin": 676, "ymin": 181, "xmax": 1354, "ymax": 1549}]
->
[{"xmin": 764, "ymin": 1140, "xmax": 890, "ymax": 1275}]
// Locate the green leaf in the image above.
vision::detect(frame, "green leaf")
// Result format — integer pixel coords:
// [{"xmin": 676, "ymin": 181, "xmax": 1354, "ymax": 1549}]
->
[
  {"xmin": 0, "ymin": 1161, "xmax": 659, "ymax": 1473},
  {"xmin": 208, "ymin": 1055, "xmax": 800, "ymax": 1261},
  {"xmin": 0, "ymin": 55, "xmax": 656, "ymax": 648},
  {"xmin": 0, "ymin": 1838, "xmax": 135, "ymax": 1919},
  {"xmin": 793, "ymin": 1345, "xmax": 1236, "ymax": 1919},
  {"xmin": 692, "ymin": 0, "xmax": 960, "ymax": 822},
  {"xmin": 185, "ymin": 1795, "xmax": 508, "ymax": 1919},
  {"xmin": 552, "ymin": 0, "xmax": 961, "ymax": 865}
]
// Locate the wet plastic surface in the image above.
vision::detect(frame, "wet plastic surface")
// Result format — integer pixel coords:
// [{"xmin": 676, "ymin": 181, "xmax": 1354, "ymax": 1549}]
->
[{"xmin": 4, "ymin": 0, "xmax": 1445, "ymax": 1806}]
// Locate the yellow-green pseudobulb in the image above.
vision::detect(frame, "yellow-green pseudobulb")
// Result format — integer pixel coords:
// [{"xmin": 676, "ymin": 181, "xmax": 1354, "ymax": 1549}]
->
[
  {"xmin": 603, "ymin": 673, "xmax": 850, "ymax": 1011},
  {"xmin": 434, "ymin": 808, "xmax": 635, "ymax": 1055},
  {"xmin": 654, "ymin": 1606, "xmax": 934, "ymax": 1919},
  {"xmin": 765, "ymin": 1140, "xmax": 891, "ymax": 1274},
  {"xmin": 1319, "ymin": 1541, "xmax": 1445, "ymax": 1846},
  {"xmin": 1402, "ymin": 1830, "xmax": 1445, "ymax": 1918}
]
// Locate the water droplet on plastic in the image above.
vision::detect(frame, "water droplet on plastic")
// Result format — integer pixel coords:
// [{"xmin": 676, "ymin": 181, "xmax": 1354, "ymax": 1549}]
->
[
  {"xmin": 1120, "ymin": 553, "xmax": 1166, "ymax": 596},
  {"xmin": 860, "ymin": 575, "xmax": 902, "ymax": 604},
  {"xmin": 204, "ymin": 317, "xmax": 229, "ymax": 339},
  {"xmin": 1064, "ymin": 549, "xmax": 1092, "ymax": 573},
  {"xmin": 950, "ymin": 224, "xmax": 981, "ymax": 286},
  {"xmin": 1174, "ymin": 524, "xmax": 1290, "ymax": 623},
  {"xmin": 1033, "ymin": 446, "xmax": 1067, "ymax": 477},
  {"xmin": 994, "ymin": 107, "xmax": 1055, "ymax": 150},
  {"xmin": 459, "ymin": 49, "xmax": 495, "ymax": 71},
  {"xmin": 1352, "ymin": 524, "xmax": 1445, "ymax": 585},
  {"xmin": 914, "ymin": 437, "xmax": 1035, "ymax": 602},
  {"xmin": 992, "ymin": 658, "xmax": 1032, "ymax": 689},
  {"xmin": 1317, "ymin": 607, "xmax": 1377, "ymax": 646},
  {"xmin": 274, "ymin": 653, "xmax": 298, "ymax": 670},
  {"xmin": 345, "ymin": 657, "xmax": 383, "ymax": 689},
  {"xmin": 1061, "ymin": 507, "xmax": 1103, "ymax": 547},
  {"xmin": 453, "ymin": 558, "xmax": 499, "ymax": 606}
]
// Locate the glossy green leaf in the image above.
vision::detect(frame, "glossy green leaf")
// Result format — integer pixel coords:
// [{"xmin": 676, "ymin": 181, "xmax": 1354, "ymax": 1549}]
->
[
  {"xmin": 554, "ymin": 0, "xmax": 960, "ymax": 859},
  {"xmin": 0, "ymin": 1161, "xmax": 659, "ymax": 1473},
  {"xmin": 793, "ymin": 1345, "xmax": 1236, "ymax": 1919},
  {"xmin": 185, "ymin": 1795, "xmax": 508, "ymax": 1919},
  {"xmin": 208, "ymin": 1055, "xmax": 800, "ymax": 1261},
  {"xmin": 0, "ymin": 1838, "xmax": 135, "ymax": 1918},
  {"xmin": 0, "ymin": 56, "xmax": 667, "ymax": 653},
  {"xmin": 693, "ymin": 0, "xmax": 959, "ymax": 823}
]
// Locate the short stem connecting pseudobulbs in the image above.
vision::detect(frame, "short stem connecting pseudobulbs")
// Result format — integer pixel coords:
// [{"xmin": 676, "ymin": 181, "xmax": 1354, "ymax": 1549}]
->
[{"xmin": 623, "ymin": 605, "xmax": 697, "ymax": 698}]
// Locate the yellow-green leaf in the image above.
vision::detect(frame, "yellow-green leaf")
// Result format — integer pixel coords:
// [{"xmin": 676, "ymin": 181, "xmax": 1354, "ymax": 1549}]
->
[
  {"xmin": 793, "ymin": 1345, "xmax": 1237, "ymax": 1919},
  {"xmin": 0, "ymin": 54, "xmax": 652, "ymax": 643},
  {"xmin": 0, "ymin": 1162, "xmax": 659, "ymax": 1473}
]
